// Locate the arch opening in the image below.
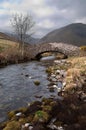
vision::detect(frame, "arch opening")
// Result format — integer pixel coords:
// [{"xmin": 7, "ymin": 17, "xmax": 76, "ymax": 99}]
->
[{"xmin": 35, "ymin": 51, "xmax": 68, "ymax": 60}]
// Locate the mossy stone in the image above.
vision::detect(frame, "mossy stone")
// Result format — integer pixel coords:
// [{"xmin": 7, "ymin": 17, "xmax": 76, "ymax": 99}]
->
[
  {"xmin": 3, "ymin": 121, "xmax": 21, "ymax": 130},
  {"xmin": 42, "ymin": 98, "xmax": 53, "ymax": 105},
  {"xmin": 8, "ymin": 111, "xmax": 16, "ymax": 119},
  {"xmin": 33, "ymin": 110, "xmax": 49, "ymax": 123},
  {"xmin": 19, "ymin": 118, "xmax": 30, "ymax": 124},
  {"xmin": 42, "ymin": 105, "xmax": 52, "ymax": 113},
  {"xmin": 34, "ymin": 80, "xmax": 40, "ymax": 86},
  {"xmin": 19, "ymin": 107, "xmax": 28, "ymax": 113},
  {"xmin": 46, "ymin": 67, "xmax": 53, "ymax": 74}
]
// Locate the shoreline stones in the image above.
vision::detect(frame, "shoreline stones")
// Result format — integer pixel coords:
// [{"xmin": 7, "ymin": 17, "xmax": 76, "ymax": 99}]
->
[
  {"xmin": 0, "ymin": 57, "xmax": 86, "ymax": 130},
  {"xmin": 1, "ymin": 91, "xmax": 86, "ymax": 130}
]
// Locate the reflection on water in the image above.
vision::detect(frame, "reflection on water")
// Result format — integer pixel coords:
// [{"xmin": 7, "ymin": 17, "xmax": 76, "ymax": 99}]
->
[{"xmin": 40, "ymin": 55, "xmax": 55, "ymax": 61}]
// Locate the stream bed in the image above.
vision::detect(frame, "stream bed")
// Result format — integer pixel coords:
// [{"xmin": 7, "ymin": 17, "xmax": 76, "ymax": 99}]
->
[{"xmin": 0, "ymin": 58, "xmax": 57, "ymax": 122}]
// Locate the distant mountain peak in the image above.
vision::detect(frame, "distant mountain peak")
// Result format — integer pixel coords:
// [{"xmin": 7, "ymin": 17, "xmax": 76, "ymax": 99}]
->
[{"xmin": 39, "ymin": 23, "xmax": 86, "ymax": 46}]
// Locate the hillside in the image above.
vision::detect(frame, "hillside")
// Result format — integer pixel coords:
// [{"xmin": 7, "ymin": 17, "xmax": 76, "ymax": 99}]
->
[
  {"xmin": 39, "ymin": 23, "xmax": 86, "ymax": 46},
  {"xmin": 0, "ymin": 32, "xmax": 19, "ymax": 42},
  {"xmin": 5, "ymin": 33, "xmax": 40, "ymax": 44},
  {"xmin": 0, "ymin": 32, "xmax": 19, "ymax": 52}
]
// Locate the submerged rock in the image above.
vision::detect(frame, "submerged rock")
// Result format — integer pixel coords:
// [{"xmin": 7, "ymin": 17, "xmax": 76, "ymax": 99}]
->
[{"xmin": 34, "ymin": 80, "xmax": 40, "ymax": 86}]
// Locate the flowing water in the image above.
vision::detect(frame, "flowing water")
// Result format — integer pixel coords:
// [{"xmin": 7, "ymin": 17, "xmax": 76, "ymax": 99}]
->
[{"xmin": 0, "ymin": 57, "xmax": 57, "ymax": 122}]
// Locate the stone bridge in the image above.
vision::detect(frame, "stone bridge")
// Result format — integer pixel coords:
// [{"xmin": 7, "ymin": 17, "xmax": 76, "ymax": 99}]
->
[{"xmin": 28, "ymin": 43, "xmax": 80, "ymax": 59}]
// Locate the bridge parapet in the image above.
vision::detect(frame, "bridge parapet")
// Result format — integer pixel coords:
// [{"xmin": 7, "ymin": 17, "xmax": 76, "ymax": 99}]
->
[{"xmin": 49, "ymin": 43, "xmax": 80, "ymax": 56}]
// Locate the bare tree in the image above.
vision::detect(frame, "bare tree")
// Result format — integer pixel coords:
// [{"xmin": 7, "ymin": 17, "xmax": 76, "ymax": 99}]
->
[{"xmin": 10, "ymin": 13, "xmax": 35, "ymax": 55}]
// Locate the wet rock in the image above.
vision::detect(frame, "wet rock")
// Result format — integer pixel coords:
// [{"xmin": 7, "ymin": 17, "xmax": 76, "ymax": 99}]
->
[
  {"xmin": 47, "ymin": 123, "xmax": 58, "ymax": 129},
  {"xmin": 51, "ymin": 78, "xmax": 57, "ymax": 82},
  {"xmin": 49, "ymin": 87, "xmax": 55, "ymax": 92},
  {"xmin": 60, "ymin": 71, "xmax": 66, "ymax": 78},
  {"xmin": 57, "ymin": 87, "xmax": 62, "ymax": 93},
  {"xmin": 34, "ymin": 80, "xmax": 40, "ymax": 86},
  {"xmin": 29, "ymin": 126, "xmax": 33, "ymax": 130},
  {"xmin": 57, "ymin": 126, "xmax": 64, "ymax": 130},
  {"xmin": 29, "ymin": 76, "xmax": 32, "ymax": 79},
  {"xmin": 53, "ymin": 85, "xmax": 57, "ymax": 88},
  {"xmin": 16, "ymin": 112, "xmax": 22, "ymax": 117},
  {"xmin": 56, "ymin": 70, "xmax": 61, "ymax": 75},
  {"xmin": 47, "ymin": 118, "xmax": 58, "ymax": 129},
  {"xmin": 34, "ymin": 95, "xmax": 42, "ymax": 98},
  {"xmin": 21, "ymin": 123, "xmax": 33, "ymax": 130},
  {"xmin": 57, "ymin": 82, "xmax": 63, "ymax": 88},
  {"xmin": 25, "ymin": 74, "xmax": 29, "ymax": 77},
  {"xmin": 62, "ymin": 82, "xmax": 66, "ymax": 88},
  {"xmin": 51, "ymin": 74, "xmax": 56, "ymax": 78},
  {"xmin": 56, "ymin": 75, "xmax": 61, "ymax": 80},
  {"xmin": 54, "ymin": 60, "xmax": 61, "ymax": 64},
  {"xmin": 22, "ymin": 123, "xmax": 29, "ymax": 128}
]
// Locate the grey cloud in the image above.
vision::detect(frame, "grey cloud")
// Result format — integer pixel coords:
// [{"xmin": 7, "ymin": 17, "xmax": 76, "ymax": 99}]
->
[
  {"xmin": 46, "ymin": 0, "xmax": 86, "ymax": 18},
  {"xmin": 35, "ymin": 0, "xmax": 86, "ymax": 37},
  {"xmin": 46, "ymin": 0, "xmax": 73, "ymax": 9},
  {"xmin": 0, "ymin": 0, "xmax": 86, "ymax": 38},
  {"xmin": 0, "ymin": 14, "xmax": 10, "ymax": 20}
]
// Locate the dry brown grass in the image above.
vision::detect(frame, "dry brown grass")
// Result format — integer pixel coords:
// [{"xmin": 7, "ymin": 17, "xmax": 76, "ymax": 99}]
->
[
  {"xmin": 0, "ymin": 39, "xmax": 31, "ymax": 66},
  {"xmin": 0, "ymin": 39, "xmax": 18, "ymax": 51},
  {"xmin": 68, "ymin": 56, "xmax": 86, "ymax": 69},
  {"xmin": 0, "ymin": 39, "xmax": 17, "ymax": 46},
  {"xmin": 79, "ymin": 46, "xmax": 86, "ymax": 56},
  {"xmin": 64, "ymin": 56, "xmax": 86, "ymax": 93}
]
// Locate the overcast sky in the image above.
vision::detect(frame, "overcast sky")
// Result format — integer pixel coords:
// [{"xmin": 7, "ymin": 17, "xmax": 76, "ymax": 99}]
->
[{"xmin": 0, "ymin": 0, "xmax": 86, "ymax": 38}]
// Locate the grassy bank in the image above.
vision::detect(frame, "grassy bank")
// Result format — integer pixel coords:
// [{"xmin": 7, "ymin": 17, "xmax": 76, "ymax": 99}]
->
[
  {"xmin": 63, "ymin": 56, "xmax": 86, "ymax": 93},
  {"xmin": 0, "ymin": 39, "xmax": 31, "ymax": 67}
]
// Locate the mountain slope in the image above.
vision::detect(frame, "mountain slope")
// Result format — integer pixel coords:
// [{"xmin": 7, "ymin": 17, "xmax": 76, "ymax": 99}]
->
[
  {"xmin": 5, "ymin": 33, "xmax": 40, "ymax": 44},
  {"xmin": 39, "ymin": 23, "xmax": 86, "ymax": 46},
  {"xmin": 0, "ymin": 32, "xmax": 18, "ymax": 42}
]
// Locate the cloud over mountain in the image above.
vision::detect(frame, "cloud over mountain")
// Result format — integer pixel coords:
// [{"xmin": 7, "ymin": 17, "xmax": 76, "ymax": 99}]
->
[{"xmin": 0, "ymin": 0, "xmax": 86, "ymax": 37}]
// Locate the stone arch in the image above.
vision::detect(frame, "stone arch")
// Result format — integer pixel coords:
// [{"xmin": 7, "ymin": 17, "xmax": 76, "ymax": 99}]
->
[
  {"xmin": 35, "ymin": 50, "xmax": 68, "ymax": 60},
  {"xmin": 29, "ymin": 43, "xmax": 80, "ymax": 59}
]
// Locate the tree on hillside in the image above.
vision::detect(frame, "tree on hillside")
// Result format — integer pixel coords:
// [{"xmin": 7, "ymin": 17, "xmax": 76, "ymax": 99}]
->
[{"xmin": 10, "ymin": 13, "xmax": 35, "ymax": 55}]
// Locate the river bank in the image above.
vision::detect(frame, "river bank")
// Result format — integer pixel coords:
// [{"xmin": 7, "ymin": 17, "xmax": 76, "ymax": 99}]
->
[{"xmin": 0, "ymin": 56, "xmax": 86, "ymax": 130}]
